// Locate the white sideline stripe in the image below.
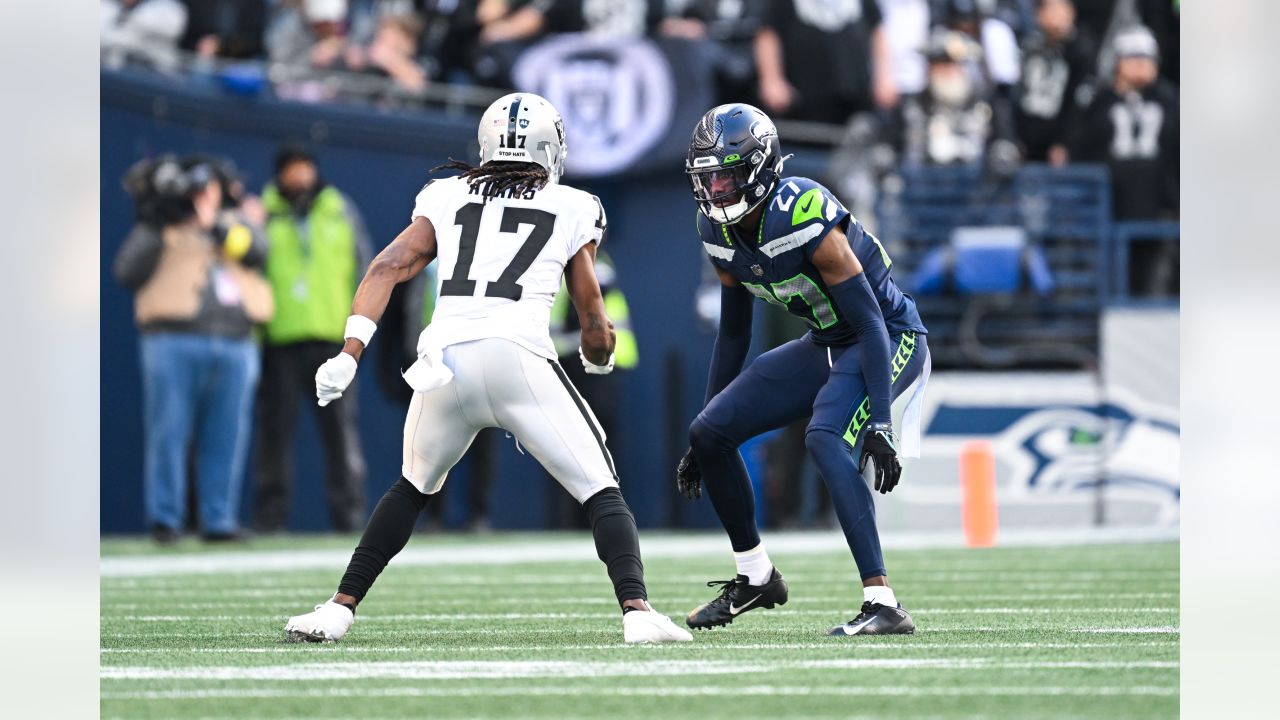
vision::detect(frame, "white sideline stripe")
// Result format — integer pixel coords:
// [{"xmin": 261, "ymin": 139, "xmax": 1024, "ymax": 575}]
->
[
  {"xmin": 100, "ymin": 685, "xmax": 1179, "ymax": 701},
  {"xmin": 100, "ymin": 592, "xmax": 1178, "ymax": 608},
  {"xmin": 110, "ymin": 608, "xmax": 1178, "ymax": 622},
  {"xmin": 100, "ymin": 658, "xmax": 1178, "ymax": 681},
  {"xmin": 103, "ymin": 571, "xmax": 1178, "ymax": 589},
  {"xmin": 100, "ymin": 528, "xmax": 1178, "ymax": 578},
  {"xmin": 99, "ymin": 640, "xmax": 1179, "ymax": 654},
  {"xmin": 1071, "ymin": 626, "xmax": 1181, "ymax": 634}
]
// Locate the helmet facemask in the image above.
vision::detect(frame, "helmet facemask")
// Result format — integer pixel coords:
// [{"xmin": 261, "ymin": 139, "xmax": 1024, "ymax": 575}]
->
[{"xmin": 686, "ymin": 146, "xmax": 784, "ymax": 225}]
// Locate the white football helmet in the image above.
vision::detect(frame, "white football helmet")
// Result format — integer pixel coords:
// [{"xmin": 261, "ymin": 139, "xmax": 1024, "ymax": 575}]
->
[{"xmin": 477, "ymin": 93, "xmax": 568, "ymax": 183}]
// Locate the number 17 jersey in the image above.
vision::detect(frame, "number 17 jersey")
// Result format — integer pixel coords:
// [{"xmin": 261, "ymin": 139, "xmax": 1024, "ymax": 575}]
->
[{"xmin": 411, "ymin": 176, "xmax": 606, "ymax": 360}]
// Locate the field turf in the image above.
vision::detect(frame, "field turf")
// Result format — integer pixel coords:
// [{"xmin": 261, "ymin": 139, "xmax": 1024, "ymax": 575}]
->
[{"xmin": 101, "ymin": 534, "xmax": 1178, "ymax": 719}]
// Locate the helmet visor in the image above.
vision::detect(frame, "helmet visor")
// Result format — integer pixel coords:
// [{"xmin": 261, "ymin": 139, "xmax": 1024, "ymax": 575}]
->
[{"xmin": 687, "ymin": 162, "xmax": 755, "ymax": 209}]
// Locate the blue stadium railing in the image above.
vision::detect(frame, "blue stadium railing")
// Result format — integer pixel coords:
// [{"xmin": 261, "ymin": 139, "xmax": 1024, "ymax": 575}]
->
[
  {"xmin": 875, "ymin": 164, "xmax": 1119, "ymax": 369},
  {"xmin": 1110, "ymin": 220, "xmax": 1181, "ymax": 304}
]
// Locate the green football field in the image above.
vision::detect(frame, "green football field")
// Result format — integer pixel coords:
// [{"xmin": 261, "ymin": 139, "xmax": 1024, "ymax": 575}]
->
[{"xmin": 101, "ymin": 534, "xmax": 1178, "ymax": 719}]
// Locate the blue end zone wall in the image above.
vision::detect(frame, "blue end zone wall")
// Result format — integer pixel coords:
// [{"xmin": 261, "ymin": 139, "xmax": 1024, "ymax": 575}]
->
[{"xmin": 101, "ymin": 71, "xmax": 828, "ymax": 533}]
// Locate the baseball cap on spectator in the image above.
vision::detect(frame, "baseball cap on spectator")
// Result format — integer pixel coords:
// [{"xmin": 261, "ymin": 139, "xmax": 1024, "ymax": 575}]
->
[
  {"xmin": 305, "ymin": 0, "xmax": 348, "ymax": 24},
  {"xmin": 921, "ymin": 28, "xmax": 983, "ymax": 64},
  {"xmin": 1113, "ymin": 25, "xmax": 1159, "ymax": 60}
]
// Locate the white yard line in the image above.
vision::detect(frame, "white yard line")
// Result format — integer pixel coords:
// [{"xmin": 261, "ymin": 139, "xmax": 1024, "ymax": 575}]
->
[
  {"xmin": 100, "ymin": 592, "xmax": 1178, "ymax": 609},
  {"xmin": 100, "ymin": 684, "xmax": 1178, "ymax": 700},
  {"xmin": 1070, "ymin": 626, "xmax": 1181, "ymax": 634},
  {"xmin": 100, "ymin": 529, "xmax": 1178, "ymax": 578},
  {"xmin": 107, "ymin": 607, "xmax": 1179, "ymax": 623},
  {"xmin": 100, "ymin": 657, "xmax": 1178, "ymax": 682},
  {"xmin": 99, "ymin": 640, "xmax": 1178, "ymax": 654}
]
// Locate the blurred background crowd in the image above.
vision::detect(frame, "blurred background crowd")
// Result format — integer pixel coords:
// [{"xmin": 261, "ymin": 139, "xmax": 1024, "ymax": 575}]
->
[{"xmin": 102, "ymin": 0, "xmax": 1180, "ymax": 543}]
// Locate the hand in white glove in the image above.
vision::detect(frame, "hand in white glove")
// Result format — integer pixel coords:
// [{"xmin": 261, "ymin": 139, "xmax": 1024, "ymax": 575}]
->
[
  {"xmin": 579, "ymin": 346, "xmax": 615, "ymax": 375},
  {"xmin": 316, "ymin": 352, "xmax": 358, "ymax": 407}
]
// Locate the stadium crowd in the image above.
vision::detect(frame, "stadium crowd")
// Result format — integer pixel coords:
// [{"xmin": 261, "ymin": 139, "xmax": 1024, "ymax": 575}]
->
[{"xmin": 102, "ymin": 0, "xmax": 1179, "ymax": 222}]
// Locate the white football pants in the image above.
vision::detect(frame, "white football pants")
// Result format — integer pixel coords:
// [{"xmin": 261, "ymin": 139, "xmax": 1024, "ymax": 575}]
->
[{"xmin": 401, "ymin": 337, "xmax": 619, "ymax": 503}]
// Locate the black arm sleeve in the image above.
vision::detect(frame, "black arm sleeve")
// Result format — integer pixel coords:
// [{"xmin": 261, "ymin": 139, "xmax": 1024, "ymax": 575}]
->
[
  {"xmin": 703, "ymin": 282, "xmax": 754, "ymax": 406},
  {"xmin": 113, "ymin": 224, "xmax": 165, "ymax": 291}
]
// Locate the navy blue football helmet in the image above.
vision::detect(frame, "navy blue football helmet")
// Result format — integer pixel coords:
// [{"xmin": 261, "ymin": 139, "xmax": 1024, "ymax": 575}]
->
[{"xmin": 685, "ymin": 103, "xmax": 788, "ymax": 224}]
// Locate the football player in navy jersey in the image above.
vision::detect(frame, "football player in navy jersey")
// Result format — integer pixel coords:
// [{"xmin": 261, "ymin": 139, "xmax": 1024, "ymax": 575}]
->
[{"xmin": 678, "ymin": 104, "xmax": 929, "ymax": 636}]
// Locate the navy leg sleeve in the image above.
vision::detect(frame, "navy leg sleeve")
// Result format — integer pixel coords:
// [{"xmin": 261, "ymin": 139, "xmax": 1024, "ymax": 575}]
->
[
  {"xmin": 806, "ymin": 332, "xmax": 928, "ymax": 580},
  {"xmin": 690, "ymin": 339, "xmax": 828, "ymax": 552}
]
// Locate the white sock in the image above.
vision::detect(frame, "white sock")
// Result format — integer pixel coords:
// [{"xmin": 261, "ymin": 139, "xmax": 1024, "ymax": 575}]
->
[
  {"xmin": 863, "ymin": 585, "xmax": 898, "ymax": 608},
  {"xmin": 733, "ymin": 544, "xmax": 774, "ymax": 586}
]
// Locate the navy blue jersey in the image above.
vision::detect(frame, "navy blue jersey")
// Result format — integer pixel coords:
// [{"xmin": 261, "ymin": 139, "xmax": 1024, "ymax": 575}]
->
[{"xmin": 696, "ymin": 176, "xmax": 926, "ymax": 345}]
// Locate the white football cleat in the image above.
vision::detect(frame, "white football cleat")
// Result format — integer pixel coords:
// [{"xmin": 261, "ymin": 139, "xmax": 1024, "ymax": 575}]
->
[
  {"xmin": 623, "ymin": 603, "xmax": 694, "ymax": 644},
  {"xmin": 284, "ymin": 599, "xmax": 355, "ymax": 643}
]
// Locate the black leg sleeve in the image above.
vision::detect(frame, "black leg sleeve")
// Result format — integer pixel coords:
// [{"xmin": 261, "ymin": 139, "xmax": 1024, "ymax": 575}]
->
[
  {"xmin": 583, "ymin": 487, "xmax": 647, "ymax": 606},
  {"xmin": 337, "ymin": 478, "xmax": 430, "ymax": 602}
]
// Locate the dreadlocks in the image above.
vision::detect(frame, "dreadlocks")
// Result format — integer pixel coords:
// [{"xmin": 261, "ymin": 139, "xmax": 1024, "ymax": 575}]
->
[{"xmin": 431, "ymin": 158, "xmax": 550, "ymax": 199}]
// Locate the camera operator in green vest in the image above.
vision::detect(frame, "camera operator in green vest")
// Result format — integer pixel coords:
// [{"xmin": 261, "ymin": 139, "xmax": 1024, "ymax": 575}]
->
[
  {"xmin": 253, "ymin": 146, "xmax": 373, "ymax": 533},
  {"xmin": 547, "ymin": 250, "xmax": 638, "ymax": 529}
]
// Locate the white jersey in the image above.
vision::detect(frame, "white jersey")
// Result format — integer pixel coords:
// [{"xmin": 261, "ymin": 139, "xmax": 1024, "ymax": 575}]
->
[{"xmin": 410, "ymin": 176, "xmax": 606, "ymax": 360}]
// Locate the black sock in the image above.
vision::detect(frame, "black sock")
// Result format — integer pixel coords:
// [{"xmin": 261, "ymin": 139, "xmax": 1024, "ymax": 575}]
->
[
  {"xmin": 583, "ymin": 487, "xmax": 647, "ymax": 608},
  {"xmin": 337, "ymin": 478, "xmax": 430, "ymax": 602}
]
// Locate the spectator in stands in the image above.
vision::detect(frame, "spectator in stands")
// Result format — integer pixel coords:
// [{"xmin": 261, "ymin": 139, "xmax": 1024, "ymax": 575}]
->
[
  {"xmin": 1075, "ymin": 25, "xmax": 1178, "ymax": 220},
  {"xmin": 1075, "ymin": 25, "xmax": 1178, "ymax": 296},
  {"xmin": 114, "ymin": 156, "xmax": 273, "ymax": 544},
  {"xmin": 100, "ymin": 0, "xmax": 189, "ymax": 72},
  {"xmin": 668, "ymin": 0, "xmax": 766, "ymax": 106},
  {"xmin": 344, "ymin": 12, "xmax": 429, "ymax": 92},
  {"xmin": 268, "ymin": 0, "xmax": 351, "ymax": 69},
  {"xmin": 930, "ymin": 0, "xmax": 1020, "ymax": 151},
  {"xmin": 481, "ymin": 0, "xmax": 664, "ymax": 41},
  {"xmin": 254, "ymin": 146, "xmax": 372, "ymax": 534},
  {"xmin": 881, "ymin": 0, "xmax": 933, "ymax": 101},
  {"xmin": 754, "ymin": 0, "xmax": 897, "ymax": 124},
  {"xmin": 896, "ymin": 29, "xmax": 1019, "ymax": 171},
  {"xmin": 1015, "ymin": 0, "xmax": 1097, "ymax": 165},
  {"xmin": 179, "ymin": 0, "xmax": 268, "ymax": 60}
]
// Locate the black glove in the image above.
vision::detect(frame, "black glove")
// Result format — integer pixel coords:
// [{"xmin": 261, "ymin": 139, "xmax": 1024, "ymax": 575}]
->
[
  {"xmin": 859, "ymin": 422, "xmax": 902, "ymax": 494},
  {"xmin": 676, "ymin": 448, "xmax": 702, "ymax": 500}
]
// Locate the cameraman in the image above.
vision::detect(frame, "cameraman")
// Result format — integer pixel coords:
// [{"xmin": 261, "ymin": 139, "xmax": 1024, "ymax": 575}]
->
[{"xmin": 114, "ymin": 155, "xmax": 274, "ymax": 543}]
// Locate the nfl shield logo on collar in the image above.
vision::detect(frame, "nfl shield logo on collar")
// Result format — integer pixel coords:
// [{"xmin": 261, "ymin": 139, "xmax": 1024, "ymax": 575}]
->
[{"xmin": 751, "ymin": 264, "xmax": 764, "ymax": 276}]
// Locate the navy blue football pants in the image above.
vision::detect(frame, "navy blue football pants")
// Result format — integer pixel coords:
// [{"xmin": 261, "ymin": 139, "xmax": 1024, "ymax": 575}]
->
[{"xmin": 689, "ymin": 331, "xmax": 927, "ymax": 580}]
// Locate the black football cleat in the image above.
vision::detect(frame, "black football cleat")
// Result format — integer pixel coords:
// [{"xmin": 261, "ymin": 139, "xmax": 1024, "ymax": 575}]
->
[
  {"xmin": 686, "ymin": 568, "xmax": 789, "ymax": 629},
  {"xmin": 827, "ymin": 602, "xmax": 916, "ymax": 636}
]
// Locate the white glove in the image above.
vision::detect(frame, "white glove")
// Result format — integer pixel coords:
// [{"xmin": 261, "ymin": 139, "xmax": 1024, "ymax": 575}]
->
[
  {"xmin": 316, "ymin": 352, "xmax": 358, "ymax": 407},
  {"xmin": 579, "ymin": 346, "xmax": 615, "ymax": 375}
]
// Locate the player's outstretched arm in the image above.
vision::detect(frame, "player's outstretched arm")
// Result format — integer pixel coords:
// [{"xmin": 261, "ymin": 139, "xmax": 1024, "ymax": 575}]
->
[
  {"xmin": 341, "ymin": 217, "xmax": 438, "ymax": 361},
  {"xmin": 565, "ymin": 241, "xmax": 616, "ymax": 368},
  {"xmin": 704, "ymin": 266, "xmax": 754, "ymax": 406},
  {"xmin": 810, "ymin": 226, "xmax": 893, "ymax": 425},
  {"xmin": 315, "ymin": 217, "xmax": 436, "ymax": 408},
  {"xmin": 810, "ymin": 226, "xmax": 903, "ymax": 491}
]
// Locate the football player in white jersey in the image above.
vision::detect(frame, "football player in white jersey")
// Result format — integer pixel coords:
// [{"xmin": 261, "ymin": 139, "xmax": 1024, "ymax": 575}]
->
[{"xmin": 284, "ymin": 93, "xmax": 692, "ymax": 645}]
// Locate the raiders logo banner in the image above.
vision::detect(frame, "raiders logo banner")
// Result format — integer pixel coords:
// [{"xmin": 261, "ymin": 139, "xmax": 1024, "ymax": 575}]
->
[{"xmin": 512, "ymin": 34, "xmax": 716, "ymax": 178}]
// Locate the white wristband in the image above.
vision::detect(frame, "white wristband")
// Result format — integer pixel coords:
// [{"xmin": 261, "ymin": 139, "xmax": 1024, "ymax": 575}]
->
[{"xmin": 344, "ymin": 315, "xmax": 377, "ymax": 346}]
